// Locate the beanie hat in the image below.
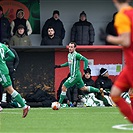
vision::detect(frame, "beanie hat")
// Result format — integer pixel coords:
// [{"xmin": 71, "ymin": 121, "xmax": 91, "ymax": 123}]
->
[
  {"xmin": 0, "ymin": 6, "xmax": 3, "ymax": 11},
  {"xmin": 80, "ymin": 11, "xmax": 86, "ymax": 17},
  {"xmin": 53, "ymin": 10, "xmax": 60, "ymax": 16},
  {"xmin": 17, "ymin": 24, "xmax": 25, "ymax": 29},
  {"xmin": 85, "ymin": 68, "xmax": 91, "ymax": 74},
  {"xmin": 100, "ymin": 68, "xmax": 108, "ymax": 76}
]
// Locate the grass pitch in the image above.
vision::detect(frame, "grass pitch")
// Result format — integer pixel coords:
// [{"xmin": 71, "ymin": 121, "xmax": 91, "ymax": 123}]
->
[{"xmin": 0, "ymin": 107, "xmax": 133, "ymax": 133}]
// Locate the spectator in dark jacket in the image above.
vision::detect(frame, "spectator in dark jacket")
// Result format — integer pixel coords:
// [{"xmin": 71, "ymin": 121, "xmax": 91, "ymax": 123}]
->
[
  {"xmin": 82, "ymin": 68, "xmax": 95, "ymax": 87},
  {"xmin": 71, "ymin": 11, "xmax": 95, "ymax": 45},
  {"xmin": 42, "ymin": 10, "xmax": 65, "ymax": 44},
  {"xmin": 41, "ymin": 27, "xmax": 62, "ymax": 46},
  {"xmin": 10, "ymin": 9, "xmax": 32, "ymax": 36},
  {"xmin": 95, "ymin": 68, "xmax": 113, "ymax": 94},
  {"xmin": 79, "ymin": 68, "xmax": 102, "ymax": 95},
  {"xmin": 105, "ymin": 12, "xmax": 117, "ymax": 45},
  {"xmin": 0, "ymin": 6, "xmax": 11, "ymax": 42},
  {"xmin": 2, "ymin": 39, "xmax": 19, "ymax": 103},
  {"xmin": 95, "ymin": 68, "xmax": 113, "ymax": 106}
]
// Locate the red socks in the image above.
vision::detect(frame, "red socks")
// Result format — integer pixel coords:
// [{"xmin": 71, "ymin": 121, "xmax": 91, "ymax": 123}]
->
[{"xmin": 111, "ymin": 96, "xmax": 133, "ymax": 123}]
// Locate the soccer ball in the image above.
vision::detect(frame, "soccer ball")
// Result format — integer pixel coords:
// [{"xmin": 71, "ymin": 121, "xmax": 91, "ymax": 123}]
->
[{"xmin": 51, "ymin": 102, "xmax": 60, "ymax": 110}]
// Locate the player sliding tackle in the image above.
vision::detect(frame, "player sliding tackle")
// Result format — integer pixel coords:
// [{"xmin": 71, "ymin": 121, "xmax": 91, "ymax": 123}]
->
[{"xmin": 55, "ymin": 42, "xmax": 104, "ymax": 105}]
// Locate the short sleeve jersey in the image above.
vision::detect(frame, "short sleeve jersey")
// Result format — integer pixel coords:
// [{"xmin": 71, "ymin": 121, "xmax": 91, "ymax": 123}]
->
[
  {"xmin": 114, "ymin": 6, "xmax": 133, "ymax": 67},
  {"xmin": 0, "ymin": 43, "xmax": 10, "ymax": 74}
]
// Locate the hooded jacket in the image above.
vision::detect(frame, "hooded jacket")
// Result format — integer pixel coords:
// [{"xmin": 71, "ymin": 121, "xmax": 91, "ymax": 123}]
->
[
  {"xmin": 10, "ymin": 9, "xmax": 32, "ymax": 36},
  {"xmin": 9, "ymin": 31, "xmax": 31, "ymax": 46}
]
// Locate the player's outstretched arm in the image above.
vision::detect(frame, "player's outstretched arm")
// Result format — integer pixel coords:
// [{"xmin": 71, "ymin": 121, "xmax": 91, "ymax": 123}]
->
[
  {"xmin": 54, "ymin": 62, "xmax": 69, "ymax": 69},
  {"xmin": 54, "ymin": 65, "xmax": 61, "ymax": 69}
]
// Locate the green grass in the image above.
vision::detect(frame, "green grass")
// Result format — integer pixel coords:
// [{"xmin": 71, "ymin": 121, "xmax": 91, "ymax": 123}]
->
[{"xmin": 0, "ymin": 107, "xmax": 133, "ymax": 133}]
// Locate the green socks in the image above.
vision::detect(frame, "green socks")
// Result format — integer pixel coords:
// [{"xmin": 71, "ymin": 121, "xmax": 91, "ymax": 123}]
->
[
  {"xmin": 11, "ymin": 90, "xmax": 26, "ymax": 108},
  {"xmin": 58, "ymin": 91, "xmax": 66, "ymax": 104},
  {"xmin": 87, "ymin": 86, "xmax": 100, "ymax": 93}
]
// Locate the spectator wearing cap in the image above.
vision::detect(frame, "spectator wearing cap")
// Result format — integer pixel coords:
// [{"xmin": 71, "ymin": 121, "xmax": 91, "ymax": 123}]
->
[
  {"xmin": 9, "ymin": 24, "xmax": 32, "ymax": 46},
  {"xmin": 78, "ymin": 67, "xmax": 99, "ymax": 96},
  {"xmin": 0, "ymin": 6, "xmax": 11, "ymax": 42},
  {"xmin": 95, "ymin": 68, "xmax": 113, "ymax": 93},
  {"xmin": 41, "ymin": 10, "xmax": 65, "ymax": 43},
  {"xmin": 71, "ymin": 11, "xmax": 95, "ymax": 45},
  {"xmin": 10, "ymin": 9, "xmax": 32, "ymax": 36},
  {"xmin": 82, "ymin": 68, "xmax": 95, "ymax": 87},
  {"xmin": 95, "ymin": 68, "xmax": 114, "ymax": 106}
]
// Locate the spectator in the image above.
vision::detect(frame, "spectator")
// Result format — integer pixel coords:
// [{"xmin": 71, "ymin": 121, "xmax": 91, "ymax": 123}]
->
[
  {"xmin": 0, "ymin": 6, "xmax": 11, "ymax": 42},
  {"xmin": 10, "ymin": 9, "xmax": 32, "ymax": 36},
  {"xmin": 82, "ymin": 67, "xmax": 95, "ymax": 87},
  {"xmin": 105, "ymin": 12, "xmax": 117, "ymax": 45},
  {"xmin": 71, "ymin": 11, "xmax": 95, "ymax": 45},
  {"xmin": 9, "ymin": 24, "xmax": 32, "ymax": 46},
  {"xmin": 78, "ymin": 68, "xmax": 104, "ymax": 107},
  {"xmin": 95, "ymin": 68, "xmax": 113, "ymax": 94},
  {"xmin": 41, "ymin": 27, "xmax": 62, "ymax": 46},
  {"xmin": 95, "ymin": 68, "xmax": 114, "ymax": 106},
  {"xmin": 79, "ymin": 67, "xmax": 95, "ymax": 96},
  {"xmin": 41, "ymin": 10, "xmax": 65, "ymax": 43},
  {"xmin": 57, "ymin": 73, "xmax": 78, "ymax": 107},
  {"xmin": 2, "ymin": 39, "xmax": 19, "ymax": 103}
]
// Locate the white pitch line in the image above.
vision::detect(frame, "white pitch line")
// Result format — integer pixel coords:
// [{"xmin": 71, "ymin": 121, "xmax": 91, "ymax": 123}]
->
[
  {"xmin": 0, "ymin": 112, "xmax": 20, "ymax": 114},
  {"xmin": 112, "ymin": 124, "xmax": 133, "ymax": 130}
]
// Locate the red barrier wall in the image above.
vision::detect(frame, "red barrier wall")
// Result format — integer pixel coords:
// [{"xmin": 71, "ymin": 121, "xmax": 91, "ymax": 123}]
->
[{"xmin": 55, "ymin": 45, "xmax": 123, "ymax": 98}]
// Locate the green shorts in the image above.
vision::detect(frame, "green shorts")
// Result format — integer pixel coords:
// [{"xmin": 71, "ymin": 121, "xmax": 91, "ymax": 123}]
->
[
  {"xmin": 64, "ymin": 75, "xmax": 84, "ymax": 89},
  {"xmin": 0, "ymin": 71, "xmax": 12, "ymax": 88}
]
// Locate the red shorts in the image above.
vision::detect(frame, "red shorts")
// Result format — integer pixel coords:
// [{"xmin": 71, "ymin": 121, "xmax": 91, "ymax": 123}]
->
[{"xmin": 114, "ymin": 66, "xmax": 133, "ymax": 92}]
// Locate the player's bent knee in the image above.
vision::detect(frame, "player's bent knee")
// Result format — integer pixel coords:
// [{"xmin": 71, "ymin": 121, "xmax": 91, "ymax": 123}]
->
[{"xmin": 62, "ymin": 85, "xmax": 67, "ymax": 92}]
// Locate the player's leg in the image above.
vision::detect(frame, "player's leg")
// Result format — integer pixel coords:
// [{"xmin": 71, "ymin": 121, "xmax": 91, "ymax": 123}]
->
[
  {"xmin": 2, "ymin": 73, "xmax": 30, "ymax": 118},
  {"xmin": 111, "ymin": 85, "xmax": 133, "ymax": 123},
  {"xmin": 58, "ymin": 84, "xmax": 67, "ymax": 104},
  {"xmin": 59, "ymin": 76, "xmax": 77, "ymax": 104},
  {"xmin": 6, "ymin": 85, "xmax": 30, "ymax": 118},
  {"xmin": 110, "ymin": 68, "xmax": 133, "ymax": 123}
]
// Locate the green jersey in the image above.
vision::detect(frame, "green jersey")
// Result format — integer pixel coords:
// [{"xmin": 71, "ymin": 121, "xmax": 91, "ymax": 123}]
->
[
  {"xmin": 0, "ymin": 43, "xmax": 15, "ymax": 74},
  {"xmin": 61, "ymin": 51, "xmax": 88, "ymax": 77}
]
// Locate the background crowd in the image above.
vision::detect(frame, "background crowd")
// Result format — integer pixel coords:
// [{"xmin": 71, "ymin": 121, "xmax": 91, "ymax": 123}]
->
[{"xmin": 0, "ymin": 5, "xmax": 116, "ymax": 47}]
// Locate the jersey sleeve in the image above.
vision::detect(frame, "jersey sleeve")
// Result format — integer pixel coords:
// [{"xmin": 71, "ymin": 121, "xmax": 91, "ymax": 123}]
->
[
  {"xmin": 60, "ymin": 62, "xmax": 69, "ymax": 67},
  {"xmin": 3, "ymin": 45, "xmax": 15, "ymax": 61},
  {"xmin": 76, "ymin": 53, "xmax": 88, "ymax": 70},
  {"xmin": 115, "ymin": 12, "xmax": 131, "ymax": 34}
]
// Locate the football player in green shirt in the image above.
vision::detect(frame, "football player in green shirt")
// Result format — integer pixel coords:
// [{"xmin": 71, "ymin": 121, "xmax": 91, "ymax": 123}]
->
[
  {"xmin": 55, "ymin": 42, "xmax": 103, "ymax": 104},
  {"xmin": 0, "ymin": 42, "xmax": 30, "ymax": 117}
]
